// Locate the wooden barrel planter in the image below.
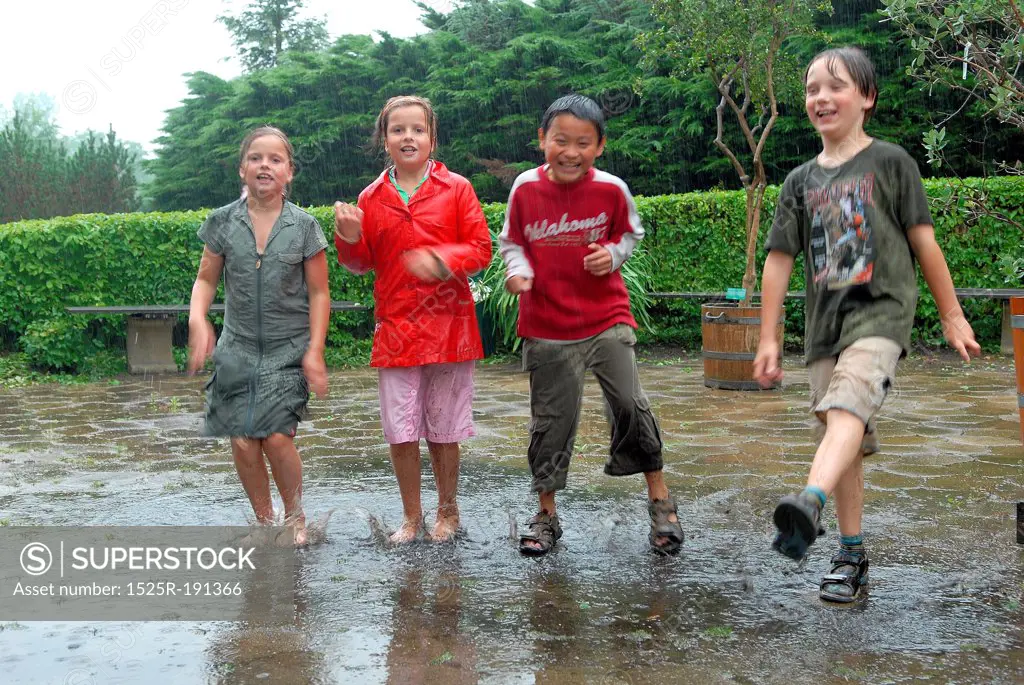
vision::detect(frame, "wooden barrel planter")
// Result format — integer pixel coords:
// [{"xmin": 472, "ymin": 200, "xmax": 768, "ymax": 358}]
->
[
  {"xmin": 701, "ymin": 303, "xmax": 784, "ymax": 391},
  {"xmin": 1015, "ymin": 297, "xmax": 1023, "ymax": 544},
  {"xmin": 1012, "ymin": 296, "xmax": 1023, "ymax": 445}
]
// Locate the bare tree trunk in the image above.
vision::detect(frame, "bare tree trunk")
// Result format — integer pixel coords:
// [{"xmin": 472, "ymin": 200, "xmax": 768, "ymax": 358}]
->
[
  {"xmin": 273, "ymin": 4, "xmax": 284, "ymax": 64},
  {"xmin": 741, "ymin": 183, "xmax": 757, "ymax": 301},
  {"xmin": 742, "ymin": 173, "xmax": 767, "ymax": 302}
]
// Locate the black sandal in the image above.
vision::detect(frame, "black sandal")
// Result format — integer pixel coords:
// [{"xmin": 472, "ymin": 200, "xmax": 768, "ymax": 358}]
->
[
  {"xmin": 772, "ymin": 493, "xmax": 825, "ymax": 560},
  {"xmin": 819, "ymin": 549, "xmax": 869, "ymax": 603},
  {"xmin": 649, "ymin": 497, "xmax": 684, "ymax": 555},
  {"xmin": 519, "ymin": 512, "xmax": 562, "ymax": 556}
]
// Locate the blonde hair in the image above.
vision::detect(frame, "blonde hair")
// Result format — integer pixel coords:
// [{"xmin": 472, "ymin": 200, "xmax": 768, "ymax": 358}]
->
[{"xmin": 372, "ymin": 96, "xmax": 438, "ymax": 160}]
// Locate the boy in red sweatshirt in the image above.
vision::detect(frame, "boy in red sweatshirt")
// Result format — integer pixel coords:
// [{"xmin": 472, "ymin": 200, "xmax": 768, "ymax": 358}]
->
[{"xmin": 500, "ymin": 94, "xmax": 685, "ymax": 557}]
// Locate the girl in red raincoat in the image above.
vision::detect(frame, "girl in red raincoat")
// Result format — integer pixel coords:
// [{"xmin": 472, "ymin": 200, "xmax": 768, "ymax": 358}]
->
[{"xmin": 334, "ymin": 96, "xmax": 491, "ymax": 544}]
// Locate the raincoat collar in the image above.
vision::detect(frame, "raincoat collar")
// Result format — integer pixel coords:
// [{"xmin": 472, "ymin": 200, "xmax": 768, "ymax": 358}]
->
[{"xmin": 364, "ymin": 160, "xmax": 453, "ymax": 209}]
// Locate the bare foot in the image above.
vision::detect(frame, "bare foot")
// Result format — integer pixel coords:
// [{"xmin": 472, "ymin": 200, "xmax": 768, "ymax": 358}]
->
[
  {"xmin": 389, "ymin": 518, "xmax": 423, "ymax": 545},
  {"xmin": 285, "ymin": 511, "xmax": 308, "ymax": 547},
  {"xmin": 430, "ymin": 507, "xmax": 460, "ymax": 542}
]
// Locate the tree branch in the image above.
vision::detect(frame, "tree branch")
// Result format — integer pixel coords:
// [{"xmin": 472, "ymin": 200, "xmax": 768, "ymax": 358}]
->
[
  {"xmin": 719, "ymin": 64, "xmax": 759, "ymax": 162},
  {"xmin": 714, "ymin": 79, "xmax": 749, "ymax": 185},
  {"xmin": 752, "ymin": 34, "xmax": 781, "ymax": 165},
  {"xmin": 1008, "ymin": 0, "xmax": 1024, "ymax": 29}
]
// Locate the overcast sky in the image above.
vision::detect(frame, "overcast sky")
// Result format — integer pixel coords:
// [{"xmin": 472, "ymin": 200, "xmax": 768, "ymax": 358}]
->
[{"xmin": 3, "ymin": 0, "xmax": 450, "ymax": 154}]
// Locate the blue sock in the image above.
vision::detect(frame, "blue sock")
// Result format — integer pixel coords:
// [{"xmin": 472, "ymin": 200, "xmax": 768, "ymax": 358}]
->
[
  {"xmin": 802, "ymin": 485, "xmax": 826, "ymax": 510},
  {"xmin": 840, "ymin": 534, "xmax": 864, "ymax": 557}
]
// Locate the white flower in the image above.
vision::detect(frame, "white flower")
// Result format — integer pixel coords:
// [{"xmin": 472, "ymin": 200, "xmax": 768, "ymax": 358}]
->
[{"xmin": 469, "ymin": 279, "xmax": 492, "ymax": 303}]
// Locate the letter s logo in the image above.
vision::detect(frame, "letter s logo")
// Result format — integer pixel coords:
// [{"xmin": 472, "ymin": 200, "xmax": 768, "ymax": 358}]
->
[{"xmin": 20, "ymin": 542, "xmax": 53, "ymax": 576}]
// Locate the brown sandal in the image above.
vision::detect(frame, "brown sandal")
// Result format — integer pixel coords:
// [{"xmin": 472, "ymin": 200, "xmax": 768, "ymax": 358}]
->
[
  {"xmin": 519, "ymin": 512, "xmax": 562, "ymax": 556},
  {"xmin": 649, "ymin": 497, "xmax": 684, "ymax": 555},
  {"xmin": 819, "ymin": 549, "xmax": 869, "ymax": 603}
]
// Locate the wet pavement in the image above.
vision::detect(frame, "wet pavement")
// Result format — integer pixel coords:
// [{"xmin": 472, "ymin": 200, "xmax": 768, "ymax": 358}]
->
[{"xmin": 0, "ymin": 353, "xmax": 1021, "ymax": 684}]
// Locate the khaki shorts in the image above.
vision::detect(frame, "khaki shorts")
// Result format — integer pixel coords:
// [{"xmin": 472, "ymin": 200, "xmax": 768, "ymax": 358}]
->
[{"xmin": 808, "ymin": 336, "xmax": 902, "ymax": 456}]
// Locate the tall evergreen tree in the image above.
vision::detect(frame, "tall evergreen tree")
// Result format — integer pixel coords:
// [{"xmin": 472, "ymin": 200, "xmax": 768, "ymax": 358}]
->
[
  {"xmin": 218, "ymin": 0, "xmax": 330, "ymax": 72},
  {"xmin": 0, "ymin": 99, "xmax": 139, "ymax": 223},
  {"xmin": 147, "ymin": 0, "xmax": 1024, "ymax": 210},
  {"xmin": 65, "ymin": 127, "xmax": 139, "ymax": 215},
  {"xmin": 0, "ymin": 110, "xmax": 66, "ymax": 223}
]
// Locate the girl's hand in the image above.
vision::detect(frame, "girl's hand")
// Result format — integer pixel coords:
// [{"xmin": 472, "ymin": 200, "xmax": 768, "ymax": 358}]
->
[
  {"xmin": 505, "ymin": 276, "xmax": 533, "ymax": 294},
  {"xmin": 402, "ymin": 248, "xmax": 444, "ymax": 282},
  {"xmin": 752, "ymin": 339, "xmax": 783, "ymax": 388},
  {"xmin": 302, "ymin": 347, "xmax": 328, "ymax": 398},
  {"xmin": 333, "ymin": 202, "xmax": 363, "ymax": 243},
  {"xmin": 187, "ymin": 318, "xmax": 216, "ymax": 375},
  {"xmin": 583, "ymin": 243, "xmax": 612, "ymax": 276},
  {"xmin": 941, "ymin": 313, "xmax": 982, "ymax": 362}
]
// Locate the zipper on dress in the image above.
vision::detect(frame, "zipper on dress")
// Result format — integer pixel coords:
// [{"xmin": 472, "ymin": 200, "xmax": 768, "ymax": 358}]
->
[{"xmin": 246, "ymin": 253, "xmax": 264, "ymax": 435}]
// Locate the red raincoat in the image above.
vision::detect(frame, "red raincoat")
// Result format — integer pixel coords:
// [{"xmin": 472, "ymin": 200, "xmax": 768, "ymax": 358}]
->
[{"xmin": 336, "ymin": 161, "xmax": 492, "ymax": 367}]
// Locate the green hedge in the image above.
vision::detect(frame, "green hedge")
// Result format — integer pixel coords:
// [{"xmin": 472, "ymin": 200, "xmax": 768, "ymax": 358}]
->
[
  {"xmin": 485, "ymin": 176, "xmax": 1023, "ymax": 351},
  {"xmin": 1, "ymin": 177, "xmax": 1020, "ymax": 370},
  {"xmin": 0, "ymin": 208, "xmax": 376, "ymax": 370}
]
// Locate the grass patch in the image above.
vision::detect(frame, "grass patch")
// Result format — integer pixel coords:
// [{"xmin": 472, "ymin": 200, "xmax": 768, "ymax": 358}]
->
[
  {"xmin": 60, "ymin": 455, "xmax": 103, "ymax": 469},
  {"xmin": 0, "ymin": 351, "xmax": 126, "ymax": 388},
  {"xmin": 162, "ymin": 478, "xmax": 197, "ymax": 492},
  {"xmin": 704, "ymin": 625, "xmax": 733, "ymax": 638},
  {"xmin": 479, "ymin": 352, "xmax": 519, "ymax": 366},
  {"xmin": 830, "ymin": 663, "xmax": 868, "ymax": 680},
  {"xmin": 323, "ymin": 336, "xmax": 373, "ymax": 369}
]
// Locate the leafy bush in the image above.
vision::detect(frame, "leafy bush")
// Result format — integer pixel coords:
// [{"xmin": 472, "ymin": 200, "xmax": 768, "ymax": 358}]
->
[
  {"xmin": 475, "ymin": 228, "xmax": 655, "ymax": 352},
  {"xmin": 19, "ymin": 317, "xmax": 95, "ymax": 371},
  {"xmin": 633, "ymin": 176, "xmax": 1024, "ymax": 350},
  {"xmin": 999, "ymin": 254, "xmax": 1023, "ymax": 286},
  {"xmin": 0, "ymin": 207, "xmax": 374, "ymax": 371},
  {"xmin": 1, "ymin": 175, "xmax": 1020, "ymax": 371}
]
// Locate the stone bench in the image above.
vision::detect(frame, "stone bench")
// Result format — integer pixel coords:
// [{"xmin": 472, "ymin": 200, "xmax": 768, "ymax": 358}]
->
[{"xmin": 66, "ymin": 302, "xmax": 370, "ymax": 374}]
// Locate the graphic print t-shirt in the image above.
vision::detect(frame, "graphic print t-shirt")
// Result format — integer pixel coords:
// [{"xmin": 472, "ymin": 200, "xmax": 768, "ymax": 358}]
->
[
  {"xmin": 809, "ymin": 174, "xmax": 876, "ymax": 290},
  {"xmin": 766, "ymin": 140, "xmax": 932, "ymax": 363},
  {"xmin": 498, "ymin": 166, "xmax": 642, "ymax": 340}
]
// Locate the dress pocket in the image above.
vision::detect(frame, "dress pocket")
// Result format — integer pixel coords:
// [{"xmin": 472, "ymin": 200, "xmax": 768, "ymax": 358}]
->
[{"xmin": 278, "ymin": 253, "xmax": 304, "ymax": 296}]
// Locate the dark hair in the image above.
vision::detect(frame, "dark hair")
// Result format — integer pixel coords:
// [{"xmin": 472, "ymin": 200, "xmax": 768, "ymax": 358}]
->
[
  {"xmin": 805, "ymin": 46, "xmax": 878, "ymax": 125},
  {"xmin": 238, "ymin": 125, "xmax": 294, "ymax": 198},
  {"xmin": 540, "ymin": 94, "xmax": 606, "ymax": 140},
  {"xmin": 372, "ymin": 95, "xmax": 438, "ymax": 160}
]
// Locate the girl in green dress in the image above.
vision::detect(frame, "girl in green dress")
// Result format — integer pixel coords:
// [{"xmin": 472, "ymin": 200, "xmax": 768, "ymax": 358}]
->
[{"xmin": 187, "ymin": 126, "xmax": 331, "ymax": 546}]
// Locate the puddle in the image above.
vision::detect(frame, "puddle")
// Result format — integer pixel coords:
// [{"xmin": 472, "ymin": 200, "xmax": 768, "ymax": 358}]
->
[{"xmin": 0, "ymin": 355, "xmax": 1021, "ymax": 683}]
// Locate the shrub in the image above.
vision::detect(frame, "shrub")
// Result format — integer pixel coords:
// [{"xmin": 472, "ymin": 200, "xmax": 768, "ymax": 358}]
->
[{"xmin": 1, "ymin": 175, "xmax": 1019, "ymax": 370}]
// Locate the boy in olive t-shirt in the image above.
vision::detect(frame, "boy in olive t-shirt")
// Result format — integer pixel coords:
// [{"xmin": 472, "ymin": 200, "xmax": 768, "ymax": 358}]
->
[{"xmin": 752, "ymin": 47, "xmax": 980, "ymax": 603}]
